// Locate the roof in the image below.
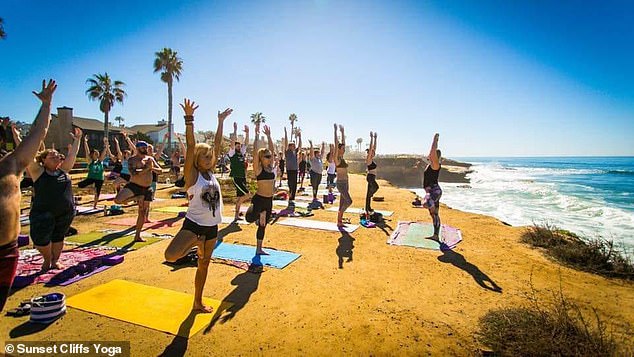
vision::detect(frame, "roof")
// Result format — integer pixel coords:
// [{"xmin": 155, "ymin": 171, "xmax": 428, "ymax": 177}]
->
[
  {"xmin": 51, "ymin": 114, "xmax": 125, "ymax": 132},
  {"xmin": 128, "ymin": 124, "xmax": 168, "ymax": 134}
]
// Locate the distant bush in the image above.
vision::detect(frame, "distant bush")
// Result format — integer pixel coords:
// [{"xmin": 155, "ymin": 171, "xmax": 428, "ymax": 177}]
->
[
  {"xmin": 521, "ymin": 223, "xmax": 634, "ymax": 280},
  {"xmin": 477, "ymin": 280, "xmax": 632, "ymax": 356}
]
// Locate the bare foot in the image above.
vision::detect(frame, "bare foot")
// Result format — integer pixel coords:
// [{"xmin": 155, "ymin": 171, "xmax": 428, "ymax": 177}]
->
[
  {"xmin": 134, "ymin": 237, "xmax": 147, "ymax": 243},
  {"xmin": 52, "ymin": 261, "xmax": 65, "ymax": 270},
  {"xmin": 192, "ymin": 303, "xmax": 214, "ymax": 313},
  {"xmin": 39, "ymin": 265, "xmax": 51, "ymax": 273},
  {"xmin": 337, "ymin": 222, "xmax": 346, "ymax": 227},
  {"xmin": 425, "ymin": 235, "xmax": 439, "ymax": 241},
  {"xmin": 256, "ymin": 250, "xmax": 269, "ymax": 255}
]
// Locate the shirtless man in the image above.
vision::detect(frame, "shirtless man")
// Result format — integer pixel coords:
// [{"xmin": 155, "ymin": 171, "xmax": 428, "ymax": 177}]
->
[
  {"xmin": 114, "ymin": 141, "xmax": 160, "ymax": 242},
  {"xmin": 0, "ymin": 80, "xmax": 57, "ymax": 311}
]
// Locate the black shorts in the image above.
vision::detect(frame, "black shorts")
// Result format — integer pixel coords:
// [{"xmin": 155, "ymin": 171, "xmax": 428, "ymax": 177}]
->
[
  {"xmin": 246, "ymin": 194, "xmax": 273, "ymax": 224},
  {"xmin": 232, "ymin": 177, "xmax": 249, "ymax": 197},
  {"xmin": 181, "ymin": 218, "xmax": 218, "ymax": 241},
  {"xmin": 78, "ymin": 178, "xmax": 104, "ymax": 195},
  {"xmin": 124, "ymin": 182, "xmax": 153, "ymax": 202},
  {"xmin": 120, "ymin": 173, "xmax": 131, "ymax": 181},
  {"xmin": 20, "ymin": 176, "xmax": 34, "ymax": 189},
  {"xmin": 29, "ymin": 210, "xmax": 75, "ymax": 246}
]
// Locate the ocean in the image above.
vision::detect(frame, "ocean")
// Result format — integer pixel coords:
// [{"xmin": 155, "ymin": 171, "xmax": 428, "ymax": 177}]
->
[{"xmin": 413, "ymin": 157, "xmax": 634, "ymax": 251}]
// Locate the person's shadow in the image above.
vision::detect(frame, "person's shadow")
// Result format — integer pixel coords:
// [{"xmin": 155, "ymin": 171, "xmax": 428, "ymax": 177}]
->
[
  {"xmin": 159, "ymin": 307, "xmax": 225, "ymax": 357},
  {"xmin": 203, "ymin": 269, "xmax": 262, "ymax": 334},
  {"xmin": 437, "ymin": 249, "xmax": 502, "ymax": 293},
  {"xmin": 336, "ymin": 231, "xmax": 355, "ymax": 269}
]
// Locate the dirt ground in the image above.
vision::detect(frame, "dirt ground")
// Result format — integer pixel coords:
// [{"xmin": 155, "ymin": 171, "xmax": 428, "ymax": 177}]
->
[{"xmin": 2, "ymin": 174, "xmax": 633, "ymax": 356}]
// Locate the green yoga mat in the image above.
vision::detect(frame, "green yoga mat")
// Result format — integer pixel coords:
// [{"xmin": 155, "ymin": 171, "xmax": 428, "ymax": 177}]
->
[
  {"xmin": 387, "ymin": 222, "xmax": 463, "ymax": 250},
  {"xmin": 65, "ymin": 231, "xmax": 168, "ymax": 250}
]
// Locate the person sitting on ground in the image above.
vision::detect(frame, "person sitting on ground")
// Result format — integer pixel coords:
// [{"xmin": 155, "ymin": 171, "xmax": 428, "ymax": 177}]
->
[
  {"xmin": 113, "ymin": 140, "xmax": 160, "ymax": 242},
  {"xmin": 365, "ymin": 131, "xmax": 379, "ymax": 214},
  {"xmin": 78, "ymin": 136, "xmax": 109, "ymax": 209},
  {"xmin": 308, "ymin": 140, "xmax": 326, "ymax": 201},
  {"xmin": 228, "ymin": 122, "xmax": 250, "ymax": 221},
  {"xmin": 164, "ymin": 99, "xmax": 231, "ymax": 313},
  {"xmin": 245, "ymin": 122, "xmax": 276, "ymax": 255},
  {"xmin": 422, "ymin": 133, "xmax": 443, "ymax": 241},
  {"xmin": 0, "ymin": 80, "xmax": 58, "ymax": 312},
  {"xmin": 334, "ymin": 124, "xmax": 352, "ymax": 227}
]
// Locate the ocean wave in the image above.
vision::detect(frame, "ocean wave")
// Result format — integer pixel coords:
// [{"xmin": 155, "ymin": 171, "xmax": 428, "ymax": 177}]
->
[{"xmin": 607, "ymin": 170, "xmax": 634, "ymax": 175}]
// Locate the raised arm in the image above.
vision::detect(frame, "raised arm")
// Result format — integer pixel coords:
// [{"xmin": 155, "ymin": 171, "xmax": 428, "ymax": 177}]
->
[
  {"xmin": 333, "ymin": 123, "xmax": 340, "ymax": 166},
  {"xmin": 122, "ymin": 130, "xmax": 136, "ymax": 156},
  {"xmin": 11, "ymin": 124, "xmax": 22, "ymax": 147},
  {"xmin": 100, "ymin": 137, "xmax": 109, "ymax": 161},
  {"xmin": 113, "ymin": 136, "xmax": 123, "ymax": 160},
  {"xmin": 154, "ymin": 132, "xmax": 167, "ymax": 159},
  {"xmin": 339, "ymin": 125, "xmax": 345, "ymax": 147},
  {"xmin": 366, "ymin": 131, "xmax": 375, "ymax": 164},
  {"xmin": 177, "ymin": 134, "xmax": 186, "ymax": 160},
  {"xmin": 284, "ymin": 127, "xmax": 289, "ymax": 151},
  {"xmin": 231, "ymin": 122, "xmax": 238, "ymax": 151},
  {"xmin": 309, "ymin": 140, "xmax": 314, "ymax": 159},
  {"xmin": 252, "ymin": 121, "xmax": 261, "ymax": 174},
  {"xmin": 83, "ymin": 135, "xmax": 91, "ymax": 161},
  {"xmin": 320, "ymin": 142, "xmax": 326, "ymax": 161},
  {"xmin": 263, "ymin": 125, "xmax": 274, "ymax": 154},
  {"xmin": 10, "ymin": 80, "xmax": 57, "ymax": 175},
  {"xmin": 243, "ymin": 125, "xmax": 249, "ymax": 155},
  {"xmin": 213, "ymin": 108, "xmax": 232, "ymax": 169},
  {"xmin": 181, "ymin": 99, "xmax": 199, "ymax": 190},
  {"xmin": 60, "ymin": 127, "xmax": 83, "ymax": 172},
  {"xmin": 297, "ymin": 130, "xmax": 302, "ymax": 151},
  {"xmin": 429, "ymin": 133, "xmax": 439, "ymax": 169}
]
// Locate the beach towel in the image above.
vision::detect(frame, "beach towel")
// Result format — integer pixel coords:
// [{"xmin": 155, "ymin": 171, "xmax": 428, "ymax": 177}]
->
[
  {"xmin": 212, "ymin": 243, "xmax": 300, "ymax": 269},
  {"xmin": 13, "ymin": 247, "xmax": 113, "ymax": 288},
  {"xmin": 107, "ymin": 217, "xmax": 182, "ymax": 229},
  {"xmin": 277, "ymin": 218, "xmax": 359, "ymax": 233},
  {"xmin": 66, "ymin": 279, "xmax": 232, "ymax": 338},
  {"xmin": 325, "ymin": 207, "xmax": 394, "ymax": 217},
  {"xmin": 387, "ymin": 221, "xmax": 462, "ymax": 250}
]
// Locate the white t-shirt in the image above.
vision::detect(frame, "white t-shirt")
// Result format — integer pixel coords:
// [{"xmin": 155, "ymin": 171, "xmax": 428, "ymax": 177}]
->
[
  {"xmin": 186, "ymin": 171, "xmax": 223, "ymax": 226},
  {"xmin": 327, "ymin": 160, "xmax": 336, "ymax": 175}
]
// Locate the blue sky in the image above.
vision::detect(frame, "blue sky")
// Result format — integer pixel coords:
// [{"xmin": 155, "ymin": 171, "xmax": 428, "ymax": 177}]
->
[{"xmin": 1, "ymin": 0, "xmax": 633, "ymax": 156}]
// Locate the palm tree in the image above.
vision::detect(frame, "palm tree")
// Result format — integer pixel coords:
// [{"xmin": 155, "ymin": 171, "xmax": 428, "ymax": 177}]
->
[
  {"xmin": 114, "ymin": 116, "xmax": 125, "ymax": 127},
  {"xmin": 356, "ymin": 138, "xmax": 363, "ymax": 151},
  {"xmin": 86, "ymin": 73, "xmax": 126, "ymax": 139},
  {"xmin": 0, "ymin": 18, "xmax": 6, "ymax": 39},
  {"xmin": 153, "ymin": 48, "xmax": 183, "ymax": 153},
  {"xmin": 250, "ymin": 112, "xmax": 266, "ymax": 146},
  {"xmin": 288, "ymin": 113, "xmax": 298, "ymax": 142}
]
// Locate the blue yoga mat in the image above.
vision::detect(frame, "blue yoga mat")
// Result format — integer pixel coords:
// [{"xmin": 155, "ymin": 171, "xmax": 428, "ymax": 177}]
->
[{"xmin": 212, "ymin": 243, "xmax": 300, "ymax": 269}]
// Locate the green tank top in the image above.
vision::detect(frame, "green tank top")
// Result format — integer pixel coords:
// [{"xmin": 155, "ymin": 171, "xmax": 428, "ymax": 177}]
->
[
  {"xmin": 229, "ymin": 150, "xmax": 246, "ymax": 178},
  {"xmin": 87, "ymin": 160, "xmax": 104, "ymax": 180}
]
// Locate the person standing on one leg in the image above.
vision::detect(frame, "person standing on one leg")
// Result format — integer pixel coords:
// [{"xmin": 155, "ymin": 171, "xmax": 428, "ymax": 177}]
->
[
  {"xmin": 423, "ymin": 133, "xmax": 443, "ymax": 241},
  {"xmin": 298, "ymin": 150, "xmax": 307, "ymax": 191},
  {"xmin": 278, "ymin": 151, "xmax": 285, "ymax": 187},
  {"xmin": 326, "ymin": 145, "xmax": 336, "ymax": 195},
  {"xmin": 228, "ymin": 122, "xmax": 250, "ymax": 221},
  {"xmin": 78, "ymin": 136, "xmax": 109, "ymax": 209},
  {"xmin": 245, "ymin": 122, "xmax": 276, "ymax": 255},
  {"xmin": 284, "ymin": 127, "xmax": 301, "ymax": 205},
  {"xmin": 365, "ymin": 131, "xmax": 379, "ymax": 214},
  {"xmin": 164, "ymin": 99, "xmax": 231, "ymax": 313},
  {"xmin": 334, "ymin": 124, "xmax": 352, "ymax": 227},
  {"xmin": 0, "ymin": 80, "xmax": 58, "ymax": 312},
  {"xmin": 113, "ymin": 141, "xmax": 159, "ymax": 242},
  {"xmin": 308, "ymin": 140, "xmax": 325, "ymax": 201}
]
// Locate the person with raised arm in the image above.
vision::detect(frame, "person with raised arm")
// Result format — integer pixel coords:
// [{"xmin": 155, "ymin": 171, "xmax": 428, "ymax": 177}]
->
[
  {"xmin": 10, "ymin": 124, "xmax": 41, "ymax": 190},
  {"xmin": 422, "ymin": 133, "xmax": 443, "ymax": 240},
  {"xmin": 308, "ymin": 140, "xmax": 326, "ymax": 201},
  {"xmin": 164, "ymin": 99, "xmax": 231, "ymax": 313},
  {"xmin": 284, "ymin": 127, "xmax": 302, "ymax": 206},
  {"xmin": 334, "ymin": 124, "xmax": 352, "ymax": 227},
  {"xmin": 113, "ymin": 135, "xmax": 160, "ymax": 242},
  {"xmin": 112, "ymin": 134, "xmax": 132, "ymax": 191},
  {"xmin": 78, "ymin": 136, "xmax": 109, "ymax": 208},
  {"xmin": 326, "ymin": 144, "xmax": 336, "ymax": 194},
  {"xmin": 245, "ymin": 122, "xmax": 276, "ymax": 255},
  {"xmin": 365, "ymin": 131, "xmax": 379, "ymax": 214},
  {"xmin": 228, "ymin": 122, "xmax": 250, "ymax": 221},
  {"xmin": 298, "ymin": 150, "xmax": 307, "ymax": 191},
  {"xmin": 0, "ymin": 80, "xmax": 59, "ymax": 311},
  {"xmin": 27, "ymin": 122, "xmax": 82, "ymax": 272}
]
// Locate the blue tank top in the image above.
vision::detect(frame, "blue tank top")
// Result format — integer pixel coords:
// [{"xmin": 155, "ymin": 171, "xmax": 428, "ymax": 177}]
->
[{"xmin": 121, "ymin": 159, "xmax": 130, "ymax": 175}]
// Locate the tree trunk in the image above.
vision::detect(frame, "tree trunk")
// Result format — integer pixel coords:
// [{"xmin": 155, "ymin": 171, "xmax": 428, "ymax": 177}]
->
[
  {"xmin": 104, "ymin": 110, "xmax": 110, "ymax": 141},
  {"xmin": 291, "ymin": 123, "xmax": 294, "ymax": 143},
  {"xmin": 167, "ymin": 81, "xmax": 173, "ymax": 154}
]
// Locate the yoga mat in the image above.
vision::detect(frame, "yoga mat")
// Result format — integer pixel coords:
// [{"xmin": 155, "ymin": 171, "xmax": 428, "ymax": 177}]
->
[
  {"xmin": 76, "ymin": 206, "xmax": 104, "ymax": 215},
  {"xmin": 325, "ymin": 207, "xmax": 394, "ymax": 217},
  {"xmin": 20, "ymin": 215, "xmax": 29, "ymax": 226},
  {"xmin": 212, "ymin": 243, "xmax": 300, "ymax": 269},
  {"xmin": 220, "ymin": 217, "xmax": 251, "ymax": 225},
  {"xmin": 387, "ymin": 222, "xmax": 462, "ymax": 250},
  {"xmin": 14, "ymin": 247, "xmax": 112, "ymax": 288},
  {"xmin": 66, "ymin": 231, "xmax": 168, "ymax": 250},
  {"xmin": 99, "ymin": 193, "xmax": 117, "ymax": 201},
  {"xmin": 108, "ymin": 217, "xmax": 182, "ymax": 229},
  {"xmin": 272, "ymin": 200, "xmax": 310, "ymax": 209},
  {"xmin": 66, "ymin": 279, "xmax": 231, "ymax": 338},
  {"xmin": 277, "ymin": 218, "xmax": 358, "ymax": 233}
]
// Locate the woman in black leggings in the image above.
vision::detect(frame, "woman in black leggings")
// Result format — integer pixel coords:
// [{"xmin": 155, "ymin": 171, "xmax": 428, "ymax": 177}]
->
[
  {"xmin": 365, "ymin": 131, "xmax": 379, "ymax": 213},
  {"xmin": 422, "ymin": 133, "xmax": 442, "ymax": 241}
]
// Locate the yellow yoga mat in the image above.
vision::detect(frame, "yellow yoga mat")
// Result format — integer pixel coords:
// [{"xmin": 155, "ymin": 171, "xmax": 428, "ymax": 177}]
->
[
  {"xmin": 154, "ymin": 206, "xmax": 188, "ymax": 213},
  {"xmin": 66, "ymin": 279, "xmax": 231, "ymax": 338}
]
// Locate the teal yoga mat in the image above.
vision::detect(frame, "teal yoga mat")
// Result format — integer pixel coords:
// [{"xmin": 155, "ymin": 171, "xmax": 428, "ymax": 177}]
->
[
  {"xmin": 212, "ymin": 243, "xmax": 300, "ymax": 269},
  {"xmin": 387, "ymin": 222, "xmax": 462, "ymax": 250}
]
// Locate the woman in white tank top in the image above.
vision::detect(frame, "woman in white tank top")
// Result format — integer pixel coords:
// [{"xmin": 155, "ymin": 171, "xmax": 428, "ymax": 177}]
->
[{"xmin": 164, "ymin": 99, "xmax": 233, "ymax": 313}]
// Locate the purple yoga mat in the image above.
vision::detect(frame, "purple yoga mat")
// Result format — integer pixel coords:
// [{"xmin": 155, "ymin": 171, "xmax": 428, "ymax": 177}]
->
[{"xmin": 55, "ymin": 265, "xmax": 113, "ymax": 286}]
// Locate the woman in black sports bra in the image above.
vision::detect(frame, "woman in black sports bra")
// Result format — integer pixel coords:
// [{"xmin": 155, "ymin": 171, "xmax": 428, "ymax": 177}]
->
[
  {"xmin": 245, "ymin": 122, "xmax": 276, "ymax": 255},
  {"xmin": 365, "ymin": 131, "xmax": 379, "ymax": 213},
  {"xmin": 422, "ymin": 133, "xmax": 443, "ymax": 241},
  {"xmin": 334, "ymin": 123, "xmax": 353, "ymax": 227}
]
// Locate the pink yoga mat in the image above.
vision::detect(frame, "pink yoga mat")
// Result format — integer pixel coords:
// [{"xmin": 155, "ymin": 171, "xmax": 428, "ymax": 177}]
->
[
  {"xmin": 99, "ymin": 193, "xmax": 117, "ymax": 201},
  {"xmin": 107, "ymin": 217, "xmax": 181, "ymax": 229}
]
